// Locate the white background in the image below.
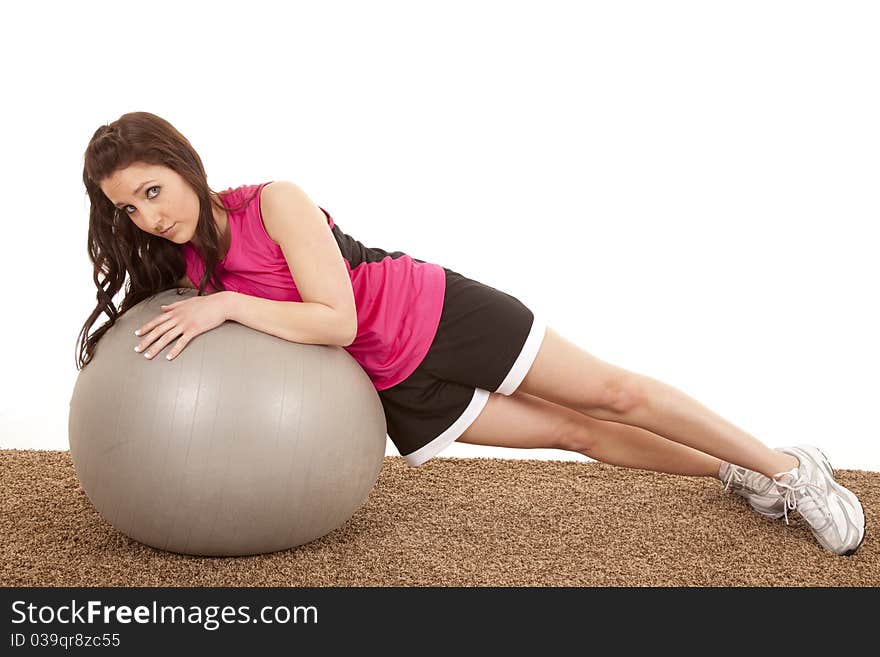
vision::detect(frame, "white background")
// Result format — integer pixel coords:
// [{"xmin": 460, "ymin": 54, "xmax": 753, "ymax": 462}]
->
[{"xmin": 1, "ymin": 1, "xmax": 877, "ymax": 471}]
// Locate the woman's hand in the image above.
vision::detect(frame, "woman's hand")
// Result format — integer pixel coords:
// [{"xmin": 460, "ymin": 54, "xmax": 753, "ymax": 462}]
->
[{"xmin": 134, "ymin": 293, "xmax": 230, "ymax": 361}]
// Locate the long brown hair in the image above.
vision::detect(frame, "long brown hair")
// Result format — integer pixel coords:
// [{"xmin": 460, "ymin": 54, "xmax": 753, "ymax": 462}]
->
[{"xmin": 77, "ymin": 111, "xmax": 258, "ymax": 371}]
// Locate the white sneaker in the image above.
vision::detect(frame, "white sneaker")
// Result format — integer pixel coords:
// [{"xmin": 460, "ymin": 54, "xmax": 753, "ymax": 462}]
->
[
  {"xmin": 719, "ymin": 461, "xmax": 786, "ymax": 520},
  {"xmin": 773, "ymin": 445, "xmax": 866, "ymax": 556},
  {"xmin": 719, "ymin": 449, "xmax": 836, "ymax": 520}
]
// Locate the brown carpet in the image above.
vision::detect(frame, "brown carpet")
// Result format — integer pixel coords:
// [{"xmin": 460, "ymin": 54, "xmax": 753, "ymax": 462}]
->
[{"xmin": 2, "ymin": 449, "xmax": 878, "ymax": 587}]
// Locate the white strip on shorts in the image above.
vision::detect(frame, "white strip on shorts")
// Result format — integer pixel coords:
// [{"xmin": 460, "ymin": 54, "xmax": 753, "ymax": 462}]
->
[{"xmin": 403, "ymin": 316, "xmax": 548, "ymax": 467}]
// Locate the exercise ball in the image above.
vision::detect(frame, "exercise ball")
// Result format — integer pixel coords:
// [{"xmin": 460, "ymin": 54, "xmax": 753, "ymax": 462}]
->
[{"xmin": 69, "ymin": 288, "xmax": 386, "ymax": 557}]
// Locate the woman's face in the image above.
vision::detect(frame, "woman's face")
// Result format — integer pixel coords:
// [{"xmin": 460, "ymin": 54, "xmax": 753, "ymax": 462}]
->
[{"xmin": 100, "ymin": 163, "xmax": 200, "ymax": 242}]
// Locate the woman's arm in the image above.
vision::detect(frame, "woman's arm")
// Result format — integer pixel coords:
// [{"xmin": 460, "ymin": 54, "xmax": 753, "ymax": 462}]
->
[
  {"xmin": 172, "ymin": 277, "xmax": 354, "ymax": 345},
  {"xmin": 222, "ymin": 292, "xmax": 356, "ymax": 347}
]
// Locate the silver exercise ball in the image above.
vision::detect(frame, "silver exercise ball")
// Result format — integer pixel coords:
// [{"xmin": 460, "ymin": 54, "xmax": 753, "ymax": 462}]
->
[{"xmin": 69, "ymin": 288, "xmax": 386, "ymax": 557}]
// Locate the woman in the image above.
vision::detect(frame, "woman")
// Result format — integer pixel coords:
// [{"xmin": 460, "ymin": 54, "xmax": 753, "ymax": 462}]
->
[{"xmin": 78, "ymin": 111, "xmax": 866, "ymax": 556}]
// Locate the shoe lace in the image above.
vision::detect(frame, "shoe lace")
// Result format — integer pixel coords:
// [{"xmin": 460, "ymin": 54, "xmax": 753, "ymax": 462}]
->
[
  {"xmin": 774, "ymin": 476, "xmax": 831, "ymax": 528},
  {"xmin": 723, "ymin": 466, "xmax": 744, "ymax": 493}
]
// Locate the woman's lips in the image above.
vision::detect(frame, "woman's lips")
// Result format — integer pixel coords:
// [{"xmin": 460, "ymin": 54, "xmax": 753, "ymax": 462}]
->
[{"xmin": 160, "ymin": 224, "xmax": 176, "ymax": 236}]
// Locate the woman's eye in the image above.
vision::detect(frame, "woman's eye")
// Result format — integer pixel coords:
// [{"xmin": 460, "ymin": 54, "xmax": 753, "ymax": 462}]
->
[{"xmin": 124, "ymin": 186, "xmax": 160, "ymax": 214}]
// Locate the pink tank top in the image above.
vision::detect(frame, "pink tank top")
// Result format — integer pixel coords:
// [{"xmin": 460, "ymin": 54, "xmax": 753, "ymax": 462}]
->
[{"xmin": 181, "ymin": 182, "xmax": 446, "ymax": 391}]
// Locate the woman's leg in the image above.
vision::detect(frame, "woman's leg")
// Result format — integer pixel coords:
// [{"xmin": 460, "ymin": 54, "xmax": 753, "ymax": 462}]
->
[
  {"xmin": 574, "ymin": 412, "xmax": 724, "ymax": 477},
  {"xmin": 516, "ymin": 327, "xmax": 800, "ymax": 480},
  {"xmin": 457, "ymin": 390, "xmax": 724, "ymax": 478}
]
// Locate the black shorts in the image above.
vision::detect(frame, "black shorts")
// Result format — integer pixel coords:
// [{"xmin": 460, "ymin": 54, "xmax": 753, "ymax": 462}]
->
[{"xmin": 377, "ymin": 267, "xmax": 547, "ymax": 467}]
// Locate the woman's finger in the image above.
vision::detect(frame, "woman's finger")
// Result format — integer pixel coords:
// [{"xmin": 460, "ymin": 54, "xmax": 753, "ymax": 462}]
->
[
  {"xmin": 136, "ymin": 310, "xmax": 173, "ymax": 336},
  {"xmin": 166, "ymin": 333, "xmax": 190, "ymax": 360},
  {"xmin": 142, "ymin": 325, "xmax": 183, "ymax": 360}
]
